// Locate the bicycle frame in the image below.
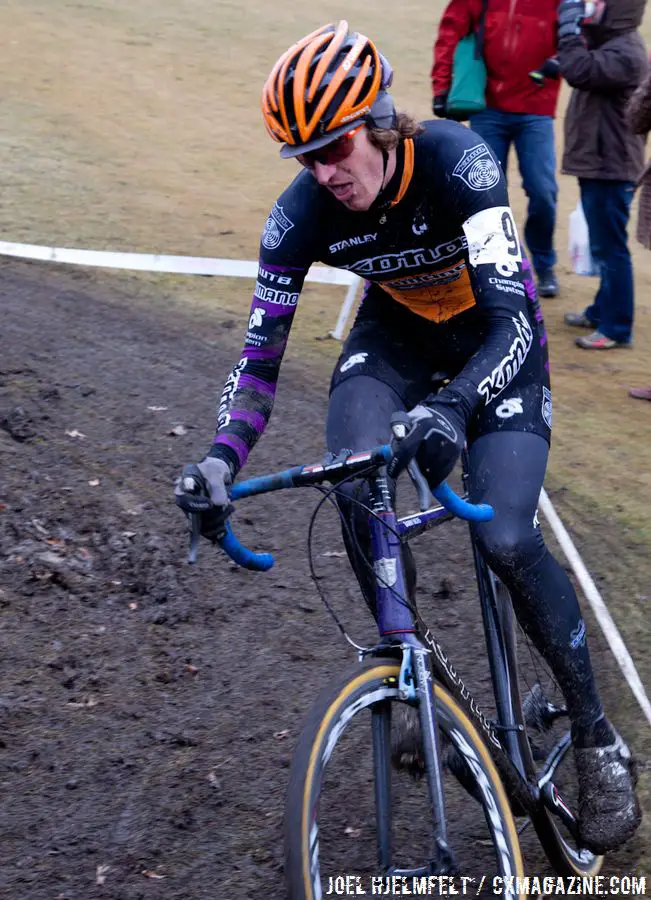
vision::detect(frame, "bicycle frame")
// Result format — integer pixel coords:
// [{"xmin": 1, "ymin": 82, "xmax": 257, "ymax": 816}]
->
[
  {"xmin": 205, "ymin": 442, "xmax": 586, "ymax": 868},
  {"xmin": 364, "ymin": 459, "xmax": 583, "ymax": 861}
]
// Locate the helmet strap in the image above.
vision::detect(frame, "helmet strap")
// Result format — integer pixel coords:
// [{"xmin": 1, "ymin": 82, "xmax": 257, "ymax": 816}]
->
[{"xmin": 381, "ymin": 148, "xmax": 390, "ymax": 190}]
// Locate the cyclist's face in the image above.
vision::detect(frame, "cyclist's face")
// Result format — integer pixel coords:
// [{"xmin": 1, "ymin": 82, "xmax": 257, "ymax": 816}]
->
[{"xmin": 298, "ymin": 127, "xmax": 391, "ymax": 211}]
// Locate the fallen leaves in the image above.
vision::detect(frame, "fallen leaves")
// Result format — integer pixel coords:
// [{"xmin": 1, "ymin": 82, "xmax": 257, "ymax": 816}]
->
[
  {"xmin": 67, "ymin": 696, "xmax": 98, "ymax": 708},
  {"xmin": 96, "ymin": 865, "xmax": 111, "ymax": 885}
]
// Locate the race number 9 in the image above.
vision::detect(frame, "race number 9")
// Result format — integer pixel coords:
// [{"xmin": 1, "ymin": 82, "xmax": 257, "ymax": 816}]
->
[
  {"xmin": 463, "ymin": 206, "xmax": 523, "ymax": 269},
  {"xmin": 501, "ymin": 211, "xmax": 519, "ymax": 257}
]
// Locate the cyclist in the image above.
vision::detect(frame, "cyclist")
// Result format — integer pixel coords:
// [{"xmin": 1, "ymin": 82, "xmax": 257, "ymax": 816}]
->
[{"xmin": 175, "ymin": 21, "xmax": 640, "ymax": 854}]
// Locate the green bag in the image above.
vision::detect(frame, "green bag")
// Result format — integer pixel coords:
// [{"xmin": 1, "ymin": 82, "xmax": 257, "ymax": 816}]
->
[
  {"xmin": 445, "ymin": 0, "xmax": 489, "ymax": 122},
  {"xmin": 446, "ymin": 33, "xmax": 487, "ymax": 120}
]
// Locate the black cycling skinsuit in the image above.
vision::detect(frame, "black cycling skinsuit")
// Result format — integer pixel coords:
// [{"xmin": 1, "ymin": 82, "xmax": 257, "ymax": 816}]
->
[{"xmin": 211, "ymin": 120, "xmax": 603, "ymax": 732}]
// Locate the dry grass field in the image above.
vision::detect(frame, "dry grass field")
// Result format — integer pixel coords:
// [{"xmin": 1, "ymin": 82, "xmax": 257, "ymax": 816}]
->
[{"xmin": 2, "ymin": 0, "xmax": 650, "ymax": 883}]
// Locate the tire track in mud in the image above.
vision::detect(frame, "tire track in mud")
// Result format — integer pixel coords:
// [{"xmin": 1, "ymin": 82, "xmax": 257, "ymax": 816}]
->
[{"xmin": 0, "ymin": 260, "xmax": 645, "ymax": 898}]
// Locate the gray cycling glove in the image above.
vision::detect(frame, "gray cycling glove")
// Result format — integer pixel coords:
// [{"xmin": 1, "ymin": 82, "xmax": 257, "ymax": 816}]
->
[{"xmin": 175, "ymin": 456, "xmax": 233, "ymax": 541}]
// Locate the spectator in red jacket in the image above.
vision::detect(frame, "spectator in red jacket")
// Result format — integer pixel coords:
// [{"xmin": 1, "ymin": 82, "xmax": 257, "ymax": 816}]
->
[{"xmin": 432, "ymin": 0, "xmax": 561, "ymax": 297}]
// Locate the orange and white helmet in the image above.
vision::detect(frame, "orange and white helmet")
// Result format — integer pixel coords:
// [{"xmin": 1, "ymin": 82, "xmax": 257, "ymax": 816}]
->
[{"xmin": 261, "ymin": 21, "xmax": 395, "ymax": 158}]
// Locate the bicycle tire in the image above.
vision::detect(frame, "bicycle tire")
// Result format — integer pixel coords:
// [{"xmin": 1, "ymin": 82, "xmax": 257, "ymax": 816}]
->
[
  {"xmin": 491, "ymin": 576, "xmax": 603, "ymax": 877},
  {"xmin": 284, "ymin": 657, "xmax": 525, "ymax": 899}
]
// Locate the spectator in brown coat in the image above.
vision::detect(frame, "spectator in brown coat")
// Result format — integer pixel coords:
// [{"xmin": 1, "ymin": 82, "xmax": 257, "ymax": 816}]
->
[
  {"xmin": 627, "ymin": 66, "xmax": 651, "ymax": 400},
  {"xmin": 557, "ymin": 0, "xmax": 648, "ymax": 349}
]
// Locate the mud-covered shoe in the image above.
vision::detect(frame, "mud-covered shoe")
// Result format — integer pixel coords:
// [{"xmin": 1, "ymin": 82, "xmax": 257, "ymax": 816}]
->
[
  {"xmin": 575, "ymin": 731, "xmax": 641, "ymax": 854},
  {"xmin": 564, "ymin": 311, "xmax": 595, "ymax": 328},
  {"xmin": 575, "ymin": 330, "xmax": 631, "ymax": 350}
]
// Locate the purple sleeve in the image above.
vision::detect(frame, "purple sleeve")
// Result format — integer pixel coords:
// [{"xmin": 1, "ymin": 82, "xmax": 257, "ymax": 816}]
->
[{"xmin": 210, "ymin": 262, "xmax": 306, "ymax": 473}]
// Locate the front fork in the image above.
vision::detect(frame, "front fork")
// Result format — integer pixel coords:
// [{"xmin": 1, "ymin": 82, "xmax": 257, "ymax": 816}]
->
[{"xmin": 400, "ymin": 647, "xmax": 455, "ymax": 872}]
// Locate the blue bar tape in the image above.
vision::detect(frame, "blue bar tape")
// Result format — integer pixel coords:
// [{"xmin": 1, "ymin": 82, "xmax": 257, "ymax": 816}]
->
[
  {"xmin": 432, "ymin": 482, "xmax": 494, "ymax": 523},
  {"xmin": 218, "ymin": 523, "xmax": 275, "ymax": 571}
]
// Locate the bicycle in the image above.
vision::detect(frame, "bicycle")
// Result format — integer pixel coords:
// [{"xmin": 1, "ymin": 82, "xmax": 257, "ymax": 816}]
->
[{"xmin": 182, "ymin": 434, "xmax": 603, "ymax": 897}]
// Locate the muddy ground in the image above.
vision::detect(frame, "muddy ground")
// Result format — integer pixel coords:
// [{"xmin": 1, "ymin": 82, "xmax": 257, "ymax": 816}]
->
[{"xmin": 0, "ymin": 260, "xmax": 648, "ymax": 899}]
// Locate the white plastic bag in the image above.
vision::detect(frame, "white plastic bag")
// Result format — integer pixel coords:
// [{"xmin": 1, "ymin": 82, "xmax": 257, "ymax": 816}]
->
[{"xmin": 568, "ymin": 201, "xmax": 599, "ymax": 276}]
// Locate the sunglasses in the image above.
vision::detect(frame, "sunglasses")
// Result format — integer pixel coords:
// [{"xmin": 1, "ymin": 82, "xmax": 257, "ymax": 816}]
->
[{"xmin": 296, "ymin": 125, "xmax": 363, "ymax": 169}]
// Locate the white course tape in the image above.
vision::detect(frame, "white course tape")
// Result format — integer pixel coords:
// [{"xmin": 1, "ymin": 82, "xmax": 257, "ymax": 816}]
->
[
  {"xmin": 0, "ymin": 240, "xmax": 358, "ymax": 286},
  {"xmin": 0, "ymin": 239, "xmax": 362, "ymax": 339},
  {"xmin": 539, "ymin": 487, "xmax": 651, "ymax": 728},
  {"xmin": 330, "ymin": 277, "xmax": 362, "ymax": 340}
]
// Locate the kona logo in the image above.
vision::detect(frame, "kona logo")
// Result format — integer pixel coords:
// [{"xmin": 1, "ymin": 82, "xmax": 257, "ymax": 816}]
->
[
  {"xmin": 340, "ymin": 352, "xmax": 368, "ymax": 373},
  {"xmin": 477, "ymin": 312, "xmax": 533, "ymax": 404},
  {"xmin": 347, "ymin": 237, "xmax": 467, "ymax": 277},
  {"xmin": 217, "ymin": 358, "xmax": 247, "ymax": 429},
  {"xmin": 495, "ymin": 397, "xmax": 523, "ymax": 419}
]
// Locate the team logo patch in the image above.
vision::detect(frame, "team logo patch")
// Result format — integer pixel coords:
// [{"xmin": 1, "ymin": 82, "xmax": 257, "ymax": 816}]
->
[
  {"xmin": 412, "ymin": 213, "xmax": 428, "ymax": 236},
  {"xmin": 542, "ymin": 386, "xmax": 553, "ymax": 430},
  {"xmin": 249, "ymin": 308, "xmax": 266, "ymax": 329},
  {"xmin": 261, "ymin": 204, "xmax": 294, "ymax": 250},
  {"xmin": 340, "ymin": 352, "xmax": 368, "ymax": 373},
  {"xmin": 496, "ymin": 397, "xmax": 523, "ymax": 419},
  {"xmin": 453, "ymin": 143, "xmax": 500, "ymax": 191},
  {"xmin": 374, "ymin": 557, "xmax": 397, "ymax": 587}
]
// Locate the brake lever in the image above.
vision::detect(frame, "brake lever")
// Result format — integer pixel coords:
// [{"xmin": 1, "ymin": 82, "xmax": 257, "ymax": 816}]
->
[
  {"xmin": 180, "ymin": 466, "xmax": 208, "ymax": 564},
  {"xmin": 390, "ymin": 412, "xmax": 436, "ymax": 512},
  {"xmin": 407, "ymin": 460, "xmax": 433, "ymax": 512},
  {"xmin": 188, "ymin": 511, "xmax": 202, "ymax": 564}
]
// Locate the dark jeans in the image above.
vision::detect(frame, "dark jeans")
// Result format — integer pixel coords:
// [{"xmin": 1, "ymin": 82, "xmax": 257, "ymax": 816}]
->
[
  {"xmin": 470, "ymin": 109, "xmax": 557, "ymax": 277},
  {"xmin": 580, "ymin": 178, "xmax": 636, "ymax": 344}
]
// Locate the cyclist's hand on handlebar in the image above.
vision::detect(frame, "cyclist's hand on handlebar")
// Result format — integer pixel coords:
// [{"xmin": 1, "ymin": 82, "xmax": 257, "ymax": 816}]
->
[
  {"xmin": 387, "ymin": 401, "xmax": 466, "ymax": 484},
  {"xmin": 174, "ymin": 456, "xmax": 234, "ymax": 541}
]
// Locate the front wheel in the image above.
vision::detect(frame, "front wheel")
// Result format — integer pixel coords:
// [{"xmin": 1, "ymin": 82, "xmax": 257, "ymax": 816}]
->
[{"xmin": 284, "ymin": 657, "xmax": 524, "ymax": 900}]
